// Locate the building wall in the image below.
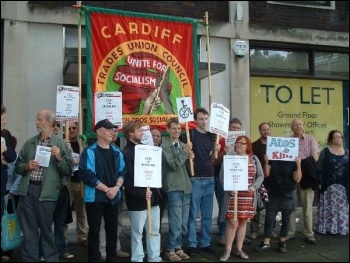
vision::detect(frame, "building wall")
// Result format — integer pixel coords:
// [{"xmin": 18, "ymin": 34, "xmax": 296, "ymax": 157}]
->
[
  {"xmin": 2, "ymin": 18, "xmax": 63, "ymax": 147},
  {"xmin": 1, "ymin": 1, "xmax": 349, "ymax": 149}
]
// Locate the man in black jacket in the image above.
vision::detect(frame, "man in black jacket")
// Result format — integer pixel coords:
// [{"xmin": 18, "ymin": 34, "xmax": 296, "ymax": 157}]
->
[{"xmin": 123, "ymin": 121, "xmax": 163, "ymax": 262}]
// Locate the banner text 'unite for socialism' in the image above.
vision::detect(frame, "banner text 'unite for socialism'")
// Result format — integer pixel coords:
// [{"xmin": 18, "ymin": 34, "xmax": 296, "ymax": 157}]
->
[{"xmin": 84, "ymin": 7, "xmax": 199, "ymax": 134}]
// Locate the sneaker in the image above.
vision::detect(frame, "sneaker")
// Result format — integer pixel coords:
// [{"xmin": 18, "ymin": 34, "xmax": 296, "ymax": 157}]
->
[
  {"xmin": 278, "ymin": 241, "xmax": 287, "ymax": 253},
  {"xmin": 305, "ymin": 236, "xmax": 316, "ymax": 244},
  {"xmin": 218, "ymin": 236, "xmax": 226, "ymax": 246},
  {"xmin": 39, "ymin": 256, "xmax": 45, "ymax": 262},
  {"xmin": 62, "ymin": 253, "xmax": 75, "ymax": 259},
  {"xmin": 187, "ymin": 247, "xmax": 196, "ymax": 257},
  {"xmin": 248, "ymin": 232, "xmax": 259, "ymax": 239},
  {"xmin": 116, "ymin": 250, "xmax": 130, "ymax": 258},
  {"xmin": 285, "ymin": 234, "xmax": 295, "ymax": 241},
  {"xmin": 201, "ymin": 246, "xmax": 218, "ymax": 254},
  {"xmin": 255, "ymin": 241, "xmax": 271, "ymax": 252},
  {"xmin": 164, "ymin": 251, "xmax": 181, "ymax": 261},
  {"xmin": 175, "ymin": 249, "xmax": 189, "ymax": 260}
]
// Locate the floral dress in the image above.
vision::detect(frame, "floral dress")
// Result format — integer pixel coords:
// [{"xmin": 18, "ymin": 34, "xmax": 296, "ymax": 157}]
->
[
  {"xmin": 226, "ymin": 158, "xmax": 255, "ymax": 220},
  {"xmin": 315, "ymin": 148, "xmax": 349, "ymax": 235}
]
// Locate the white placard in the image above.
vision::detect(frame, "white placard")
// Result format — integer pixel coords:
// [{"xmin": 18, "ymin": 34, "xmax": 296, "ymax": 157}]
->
[
  {"xmin": 55, "ymin": 85, "xmax": 80, "ymax": 122},
  {"xmin": 1, "ymin": 137, "xmax": 5, "ymax": 145},
  {"xmin": 266, "ymin": 136, "xmax": 299, "ymax": 162},
  {"xmin": 35, "ymin": 145, "xmax": 52, "ymax": 167},
  {"xmin": 223, "ymin": 155, "xmax": 248, "ymax": 191},
  {"xmin": 225, "ymin": 131, "xmax": 246, "ymax": 149},
  {"xmin": 176, "ymin": 97, "xmax": 194, "ymax": 123},
  {"xmin": 141, "ymin": 125, "xmax": 154, "ymax": 146},
  {"xmin": 72, "ymin": 152, "xmax": 79, "ymax": 171},
  {"xmin": 209, "ymin": 103, "xmax": 230, "ymax": 138},
  {"xmin": 94, "ymin": 92, "xmax": 122, "ymax": 128},
  {"xmin": 134, "ymin": 145, "xmax": 162, "ymax": 188}
]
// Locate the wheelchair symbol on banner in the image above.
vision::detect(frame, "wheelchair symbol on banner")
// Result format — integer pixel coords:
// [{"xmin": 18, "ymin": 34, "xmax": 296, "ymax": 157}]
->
[{"xmin": 179, "ymin": 100, "xmax": 193, "ymax": 119}]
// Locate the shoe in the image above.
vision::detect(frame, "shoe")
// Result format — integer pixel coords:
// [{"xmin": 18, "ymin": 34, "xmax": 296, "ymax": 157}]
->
[
  {"xmin": 116, "ymin": 249, "xmax": 130, "ymax": 258},
  {"xmin": 248, "ymin": 232, "xmax": 259, "ymax": 239},
  {"xmin": 164, "ymin": 251, "xmax": 182, "ymax": 261},
  {"xmin": 235, "ymin": 249, "xmax": 249, "ymax": 259},
  {"xmin": 201, "ymin": 246, "xmax": 218, "ymax": 254},
  {"xmin": 255, "ymin": 241, "xmax": 271, "ymax": 252},
  {"xmin": 78, "ymin": 240, "xmax": 88, "ymax": 247},
  {"xmin": 1, "ymin": 256, "xmax": 10, "ymax": 262},
  {"xmin": 278, "ymin": 241, "xmax": 287, "ymax": 253},
  {"xmin": 187, "ymin": 247, "xmax": 196, "ymax": 257},
  {"xmin": 175, "ymin": 249, "xmax": 189, "ymax": 260},
  {"xmin": 305, "ymin": 236, "xmax": 316, "ymax": 244},
  {"xmin": 218, "ymin": 236, "xmax": 226, "ymax": 246},
  {"xmin": 220, "ymin": 251, "xmax": 230, "ymax": 262},
  {"xmin": 243, "ymin": 237, "xmax": 252, "ymax": 245},
  {"xmin": 62, "ymin": 252, "xmax": 75, "ymax": 259},
  {"xmin": 39, "ymin": 256, "xmax": 45, "ymax": 262},
  {"xmin": 285, "ymin": 234, "xmax": 295, "ymax": 241}
]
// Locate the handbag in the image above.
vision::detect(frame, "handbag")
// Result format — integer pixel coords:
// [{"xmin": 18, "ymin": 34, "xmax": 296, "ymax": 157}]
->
[
  {"xmin": 256, "ymin": 184, "xmax": 269, "ymax": 211},
  {"xmin": 1, "ymin": 195, "xmax": 22, "ymax": 251}
]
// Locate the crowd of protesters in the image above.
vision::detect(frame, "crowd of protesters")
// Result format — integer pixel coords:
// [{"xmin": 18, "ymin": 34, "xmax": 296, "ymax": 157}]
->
[{"xmin": 1, "ymin": 105, "xmax": 348, "ymax": 262}]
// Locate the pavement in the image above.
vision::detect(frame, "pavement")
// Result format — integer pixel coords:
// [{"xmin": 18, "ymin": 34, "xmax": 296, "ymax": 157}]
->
[{"xmin": 10, "ymin": 207, "xmax": 349, "ymax": 262}]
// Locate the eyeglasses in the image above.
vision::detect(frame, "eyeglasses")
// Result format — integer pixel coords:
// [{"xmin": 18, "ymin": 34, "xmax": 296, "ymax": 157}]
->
[
  {"xmin": 235, "ymin": 141, "xmax": 247, "ymax": 146},
  {"xmin": 52, "ymin": 123, "xmax": 60, "ymax": 128},
  {"xmin": 69, "ymin": 127, "xmax": 77, "ymax": 131}
]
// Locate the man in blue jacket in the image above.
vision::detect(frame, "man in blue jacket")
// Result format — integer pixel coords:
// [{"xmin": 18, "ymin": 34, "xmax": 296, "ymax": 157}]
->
[{"xmin": 79, "ymin": 119, "xmax": 126, "ymax": 262}]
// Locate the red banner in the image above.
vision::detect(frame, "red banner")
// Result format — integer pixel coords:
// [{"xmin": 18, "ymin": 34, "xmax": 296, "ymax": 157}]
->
[{"xmin": 84, "ymin": 7, "xmax": 199, "ymax": 135}]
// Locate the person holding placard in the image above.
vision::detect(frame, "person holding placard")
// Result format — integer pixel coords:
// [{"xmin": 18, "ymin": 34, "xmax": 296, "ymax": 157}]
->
[
  {"xmin": 186, "ymin": 107, "xmax": 221, "ymax": 257},
  {"xmin": 213, "ymin": 118, "xmax": 243, "ymax": 246},
  {"xmin": 219, "ymin": 136, "xmax": 264, "ymax": 261},
  {"xmin": 287, "ymin": 119, "xmax": 319, "ymax": 244},
  {"xmin": 123, "ymin": 121, "xmax": 163, "ymax": 262},
  {"xmin": 15, "ymin": 109, "xmax": 73, "ymax": 262},
  {"xmin": 78, "ymin": 119, "xmax": 126, "ymax": 262},
  {"xmin": 255, "ymin": 155, "xmax": 301, "ymax": 253},
  {"xmin": 162, "ymin": 117, "xmax": 194, "ymax": 261}
]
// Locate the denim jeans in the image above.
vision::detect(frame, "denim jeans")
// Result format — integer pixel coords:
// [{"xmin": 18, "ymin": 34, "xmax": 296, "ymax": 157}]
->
[
  {"xmin": 166, "ymin": 191, "xmax": 190, "ymax": 251},
  {"xmin": 187, "ymin": 178, "xmax": 214, "ymax": 248},
  {"xmin": 214, "ymin": 177, "xmax": 226, "ymax": 237},
  {"xmin": 129, "ymin": 206, "xmax": 161, "ymax": 262},
  {"xmin": 85, "ymin": 202, "xmax": 119, "ymax": 262},
  {"xmin": 264, "ymin": 196, "xmax": 293, "ymax": 238}
]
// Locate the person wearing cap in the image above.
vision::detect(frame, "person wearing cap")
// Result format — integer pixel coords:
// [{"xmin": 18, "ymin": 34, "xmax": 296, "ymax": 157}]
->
[{"xmin": 78, "ymin": 119, "xmax": 126, "ymax": 262}]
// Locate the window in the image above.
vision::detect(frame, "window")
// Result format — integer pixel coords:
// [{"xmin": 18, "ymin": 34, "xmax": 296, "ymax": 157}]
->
[
  {"xmin": 314, "ymin": 52, "xmax": 349, "ymax": 78},
  {"xmin": 268, "ymin": 1, "xmax": 335, "ymax": 10},
  {"xmin": 250, "ymin": 49, "xmax": 309, "ymax": 74}
]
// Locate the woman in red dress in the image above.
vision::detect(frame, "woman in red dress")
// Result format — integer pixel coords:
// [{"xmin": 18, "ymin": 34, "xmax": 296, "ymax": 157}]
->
[{"xmin": 219, "ymin": 136, "xmax": 264, "ymax": 261}]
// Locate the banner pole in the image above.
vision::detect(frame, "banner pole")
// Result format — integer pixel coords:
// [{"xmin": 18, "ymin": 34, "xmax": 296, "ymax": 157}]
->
[
  {"xmin": 186, "ymin": 122, "xmax": 194, "ymax": 176},
  {"xmin": 205, "ymin": 11, "xmax": 212, "ymax": 107},
  {"xmin": 147, "ymin": 186, "xmax": 152, "ymax": 237}
]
